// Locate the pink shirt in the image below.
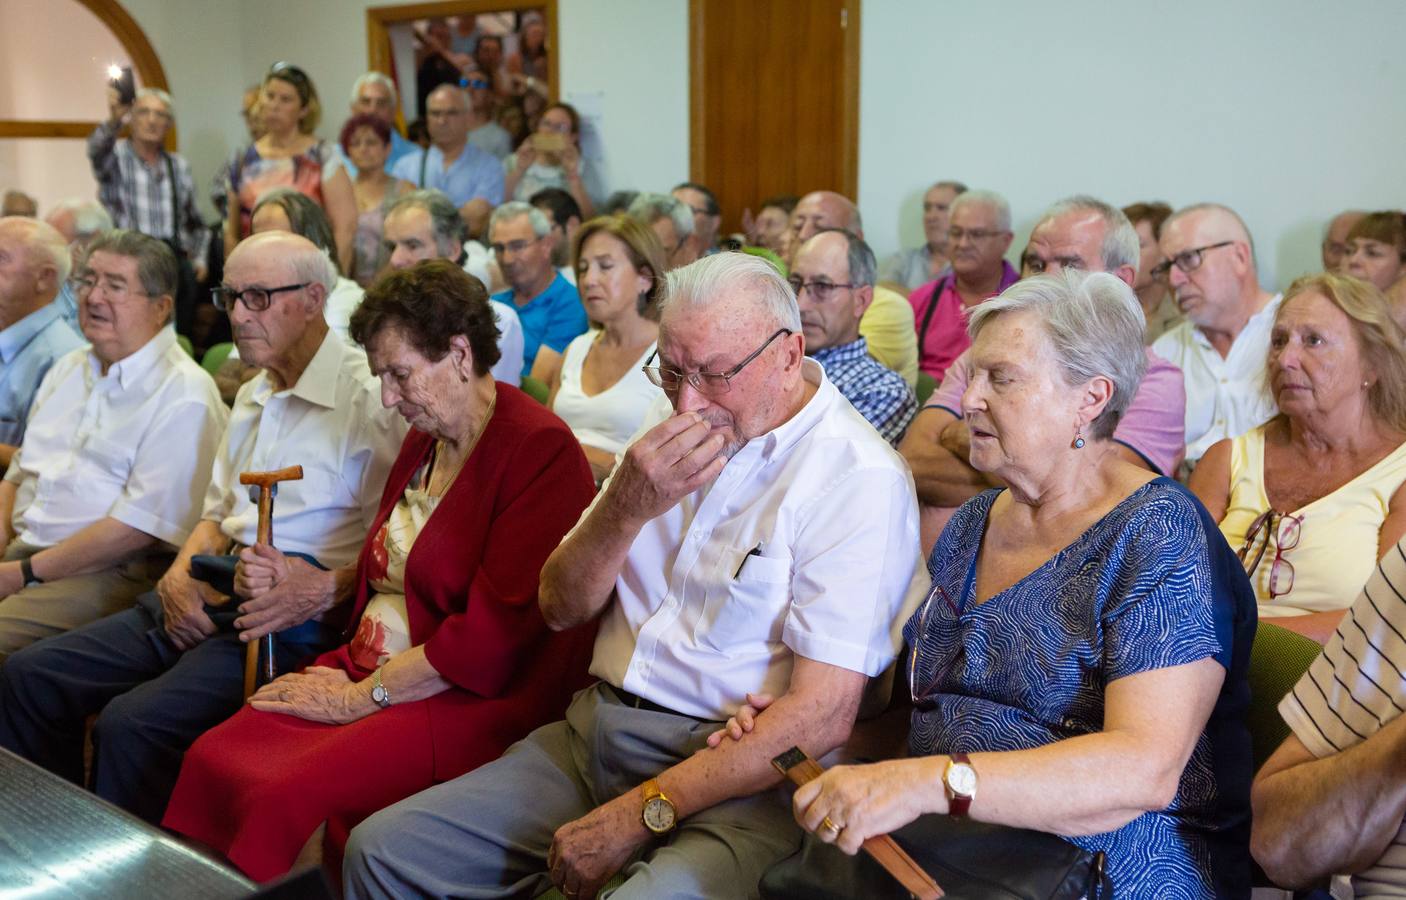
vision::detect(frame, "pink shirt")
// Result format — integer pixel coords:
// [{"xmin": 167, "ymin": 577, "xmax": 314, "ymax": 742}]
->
[
  {"xmin": 927, "ymin": 347, "xmax": 1187, "ymax": 477},
  {"xmin": 908, "ymin": 262, "xmax": 1019, "ymax": 382}
]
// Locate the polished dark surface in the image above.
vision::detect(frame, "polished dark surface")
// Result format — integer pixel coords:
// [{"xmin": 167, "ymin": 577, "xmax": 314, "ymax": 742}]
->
[{"xmin": 0, "ymin": 747, "xmax": 255, "ymax": 897}]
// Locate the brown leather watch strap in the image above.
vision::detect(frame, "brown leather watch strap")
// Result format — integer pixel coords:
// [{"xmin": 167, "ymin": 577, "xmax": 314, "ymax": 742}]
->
[
  {"xmin": 772, "ymin": 747, "xmax": 943, "ymax": 900},
  {"xmin": 946, "ymin": 752, "xmax": 973, "ymax": 818}
]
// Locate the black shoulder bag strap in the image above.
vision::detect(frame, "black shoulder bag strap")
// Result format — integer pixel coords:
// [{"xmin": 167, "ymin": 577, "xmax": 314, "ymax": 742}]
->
[{"xmin": 916, "ymin": 272, "xmax": 951, "ymax": 362}]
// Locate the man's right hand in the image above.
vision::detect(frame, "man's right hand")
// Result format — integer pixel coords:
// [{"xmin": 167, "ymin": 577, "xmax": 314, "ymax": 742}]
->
[
  {"xmin": 156, "ymin": 563, "xmax": 217, "ymax": 651},
  {"xmin": 105, "ymin": 86, "xmax": 131, "ymax": 126},
  {"xmin": 603, "ymin": 413, "xmax": 727, "ymax": 524}
]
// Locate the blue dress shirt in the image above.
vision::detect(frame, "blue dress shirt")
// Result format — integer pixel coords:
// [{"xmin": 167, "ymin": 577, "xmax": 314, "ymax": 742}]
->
[{"xmin": 0, "ymin": 303, "xmax": 85, "ymax": 449}]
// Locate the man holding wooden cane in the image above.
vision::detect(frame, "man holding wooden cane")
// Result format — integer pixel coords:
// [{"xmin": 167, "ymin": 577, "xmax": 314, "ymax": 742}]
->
[
  {"xmin": 344, "ymin": 252, "xmax": 928, "ymax": 899},
  {"xmin": 0, "ymin": 232, "xmax": 403, "ymax": 823}
]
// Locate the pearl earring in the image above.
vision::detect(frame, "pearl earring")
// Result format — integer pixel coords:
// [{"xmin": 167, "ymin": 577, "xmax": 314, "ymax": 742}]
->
[{"xmin": 1072, "ymin": 426, "xmax": 1085, "ymax": 450}]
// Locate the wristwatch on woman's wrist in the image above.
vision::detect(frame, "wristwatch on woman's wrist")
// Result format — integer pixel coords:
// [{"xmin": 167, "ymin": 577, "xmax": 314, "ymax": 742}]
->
[
  {"xmin": 943, "ymin": 752, "xmax": 977, "ymax": 817},
  {"xmin": 370, "ymin": 666, "xmax": 393, "ymax": 709}
]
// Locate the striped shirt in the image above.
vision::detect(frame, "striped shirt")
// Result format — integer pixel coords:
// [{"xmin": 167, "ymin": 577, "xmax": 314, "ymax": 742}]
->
[
  {"xmin": 810, "ymin": 337, "xmax": 916, "ymax": 446},
  {"xmin": 87, "ymin": 120, "xmax": 211, "ymax": 262},
  {"xmin": 1280, "ymin": 540, "xmax": 1406, "ymax": 897}
]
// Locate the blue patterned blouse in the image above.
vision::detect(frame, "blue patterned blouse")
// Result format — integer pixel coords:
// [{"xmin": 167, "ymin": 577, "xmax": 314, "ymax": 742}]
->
[{"xmin": 905, "ymin": 478, "xmax": 1256, "ymax": 899}]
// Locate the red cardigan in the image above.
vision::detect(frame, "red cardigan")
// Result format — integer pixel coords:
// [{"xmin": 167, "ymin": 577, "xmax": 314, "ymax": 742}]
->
[{"xmin": 336, "ymin": 383, "xmax": 597, "ymax": 780}]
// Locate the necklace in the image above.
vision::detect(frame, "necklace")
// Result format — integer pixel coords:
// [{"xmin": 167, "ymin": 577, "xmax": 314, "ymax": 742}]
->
[{"xmin": 427, "ymin": 391, "xmax": 496, "ymax": 497}]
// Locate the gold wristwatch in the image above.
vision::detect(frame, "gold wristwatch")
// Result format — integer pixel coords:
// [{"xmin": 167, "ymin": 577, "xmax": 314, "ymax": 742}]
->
[{"xmin": 641, "ymin": 779, "xmax": 677, "ymax": 835}]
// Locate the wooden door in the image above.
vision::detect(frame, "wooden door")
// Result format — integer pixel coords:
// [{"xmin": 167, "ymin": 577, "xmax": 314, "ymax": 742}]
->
[{"xmin": 690, "ymin": 0, "xmax": 860, "ymax": 236}]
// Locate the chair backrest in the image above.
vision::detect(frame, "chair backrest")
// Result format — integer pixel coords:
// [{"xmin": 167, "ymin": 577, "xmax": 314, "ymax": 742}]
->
[
  {"xmin": 1247, "ymin": 621, "xmax": 1322, "ymax": 772},
  {"xmin": 176, "ymin": 334, "xmax": 194, "ymax": 358},
  {"xmin": 202, "ymin": 342, "xmax": 236, "ymax": 376},
  {"xmin": 520, "ymin": 375, "xmax": 550, "ymax": 405},
  {"xmin": 916, "ymin": 372, "xmax": 938, "ymax": 408}
]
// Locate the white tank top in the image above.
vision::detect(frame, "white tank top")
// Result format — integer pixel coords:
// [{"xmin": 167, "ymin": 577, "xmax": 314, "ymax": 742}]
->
[{"xmin": 551, "ymin": 331, "xmax": 662, "ymax": 457}]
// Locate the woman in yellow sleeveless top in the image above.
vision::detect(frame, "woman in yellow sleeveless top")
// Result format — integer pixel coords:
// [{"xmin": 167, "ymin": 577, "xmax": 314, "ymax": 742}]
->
[{"xmin": 1192, "ymin": 272, "xmax": 1406, "ymax": 643}]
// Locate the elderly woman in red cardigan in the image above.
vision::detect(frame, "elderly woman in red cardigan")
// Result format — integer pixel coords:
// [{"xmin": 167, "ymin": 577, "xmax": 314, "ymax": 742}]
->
[{"xmin": 162, "ymin": 260, "xmax": 597, "ymax": 882}]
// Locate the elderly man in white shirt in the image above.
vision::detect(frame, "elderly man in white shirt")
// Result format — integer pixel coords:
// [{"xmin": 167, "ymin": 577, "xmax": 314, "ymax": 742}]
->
[
  {"xmin": 344, "ymin": 252, "xmax": 927, "ymax": 900},
  {"xmin": 1150, "ymin": 203, "xmax": 1280, "ymax": 465},
  {"xmin": 0, "ymin": 231, "xmax": 226, "ymax": 660},
  {"xmin": 0, "ymin": 232, "xmax": 405, "ymax": 824},
  {"xmin": 382, "ymin": 189, "xmax": 525, "ymax": 385}
]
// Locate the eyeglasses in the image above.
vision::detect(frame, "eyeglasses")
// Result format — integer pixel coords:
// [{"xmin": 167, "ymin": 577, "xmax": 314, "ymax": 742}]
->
[
  {"xmin": 70, "ymin": 273, "xmax": 149, "ymax": 302},
  {"xmin": 132, "ymin": 108, "xmax": 172, "ymax": 121},
  {"xmin": 786, "ymin": 277, "xmax": 856, "ymax": 302},
  {"xmin": 426, "ymin": 108, "xmax": 466, "ymax": 119},
  {"xmin": 947, "ymin": 227, "xmax": 1005, "ymax": 244},
  {"xmin": 1237, "ymin": 510, "xmax": 1302, "ymax": 599},
  {"xmin": 907, "ymin": 583, "xmax": 962, "ymax": 707},
  {"xmin": 1150, "ymin": 240, "xmax": 1235, "ymax": 282},
  {"xmin": 642, "ymin": 328, "xmax": 792, "ymax": 396},
  {"xmin": 212, "ymin": 282, "xmax": 310, "ymax": 312}
]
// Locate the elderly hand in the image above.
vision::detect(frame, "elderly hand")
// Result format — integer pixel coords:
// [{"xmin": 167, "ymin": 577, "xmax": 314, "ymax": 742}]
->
[
  {"xmin": 234, "ymin": 545, "xmax": 336, "ymax": 641},
  {"xmin": 547, "ymin": 794, "xmax": 649, "ymax": 899},
  {"xmin": 157, "ymin": 563, "xmax": 218, "ymax": 651},
  {"xmin": 604, "ymin": 413, "xmax": 727, "ymax": 524},
  {"xmin": 793, "ymin": 758, "xmax": 939, "ymax": 856},
  {"xmin": 706, "ymin": 692, "xmax": 775, "ymax": 748},
  {"xmin": 938, "ymin": 419, "xmax": 971, "ymax": 459},
  {"xmin": 248, "ymin": 665, "xmax": 376, "ymax": 724}
]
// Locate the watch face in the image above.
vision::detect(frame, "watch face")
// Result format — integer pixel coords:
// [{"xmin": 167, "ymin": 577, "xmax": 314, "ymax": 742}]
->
[
  {"xmin": 643, "ymin": 797, "xmax": 676, "ymax": 833},
  {"xmin": 371, "ymin": 685, "xmax": 388, "ymax": 704},
  {"xmin": 948, "ymin": 763, "xmax": 977, "ymax": 796}
]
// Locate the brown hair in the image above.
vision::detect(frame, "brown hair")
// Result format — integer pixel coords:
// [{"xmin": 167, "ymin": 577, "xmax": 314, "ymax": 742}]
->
[
  {"xmin": 1280, "ymin": 271, "xmax": 1406, "ymax": 431},
  {"xmin": 1347, "ymin": 211, "xmax": 1406, "ymax": 261},
  {"xmin": 1121, "ymin": 201, "xmax": 1173, "ymax": 238},
  {"xmin": 572, "ymin": 215, "xmax": 667, "ymax": 319},
  {"xmin": 264, "ymin": 62, "xmax": 322, "ymax": 135},
  {"xmin": 351, "ymin": 260, "xmax": 502, "ymax": 376}
]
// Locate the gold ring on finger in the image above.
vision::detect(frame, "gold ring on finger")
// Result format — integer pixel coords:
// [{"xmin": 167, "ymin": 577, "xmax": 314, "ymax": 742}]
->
[{"xmin": 821, "ymin": 816, "xmax": 842, "ymax": 836}]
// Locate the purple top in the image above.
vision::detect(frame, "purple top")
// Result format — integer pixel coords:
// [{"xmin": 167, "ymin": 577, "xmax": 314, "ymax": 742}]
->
[{"xmin": 928, "ymin": 346, "xmax": 1187, "ymax": 477}]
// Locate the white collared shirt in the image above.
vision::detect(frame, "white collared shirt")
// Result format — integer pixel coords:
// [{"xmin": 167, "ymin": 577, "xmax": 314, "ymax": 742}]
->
[
  {"xmin": 1152, "ymin": 293, "xmax": 1281, "ymax": 461},
  {"xmin": 201, "ymin": 329, "xmax": 406, "ymax": 568},
  {"xmin": 587, "ymin": 359, "xmax": 929, "ymax": 721},
  {"xmin": 6, "ymin": 328, "xmax": 228, "ymax": 548}
]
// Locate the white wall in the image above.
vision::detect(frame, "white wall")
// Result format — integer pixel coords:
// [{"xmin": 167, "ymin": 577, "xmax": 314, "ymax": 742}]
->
[{"xmin": 858, "ymin": 0, "xmax": 1406, "ymax": 289}]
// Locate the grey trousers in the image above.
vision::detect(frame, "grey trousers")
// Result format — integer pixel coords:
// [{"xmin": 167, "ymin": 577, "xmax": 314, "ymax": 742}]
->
[{"xmin": 343, "ymin": 683, "xmax": 802, "ymax": 900}]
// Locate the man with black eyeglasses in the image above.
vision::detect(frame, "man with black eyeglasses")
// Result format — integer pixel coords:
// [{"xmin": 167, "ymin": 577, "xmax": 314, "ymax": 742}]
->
[
  {"xmin": 1151, "ymin": 203, "xmax": 1280, "ymax": 465},
  {"xmin": 0, "ymin": 231, "xmax": 404, "ymax": 823},
  {"xmin": 790, "ymin": 229, "xmax": 916, "ymax": 444},
  {"xmin": 344, "ymin": 252, "xmax": 928, "ymax": 900}
]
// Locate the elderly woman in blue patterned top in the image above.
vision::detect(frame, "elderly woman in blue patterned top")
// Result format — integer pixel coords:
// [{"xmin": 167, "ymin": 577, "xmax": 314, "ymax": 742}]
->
[{"xmin": 735, "ymin": 271, "xmax": 1257, "ymax": 898}]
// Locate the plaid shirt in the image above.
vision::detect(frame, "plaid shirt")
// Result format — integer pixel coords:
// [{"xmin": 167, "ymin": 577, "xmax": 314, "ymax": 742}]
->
[
  {"xmin": 811, "ymin": 337, "xmax": 917, "ymax": 445},
  {"xmin": 87, "ymin": 120, "xmax": 211, "ymax": 263}
]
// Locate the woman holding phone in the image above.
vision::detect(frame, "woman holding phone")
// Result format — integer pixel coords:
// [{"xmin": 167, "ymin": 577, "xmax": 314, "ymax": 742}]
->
[{"xmin": 502, "ymin": 102, "xmax": 601, "ymax": 218}]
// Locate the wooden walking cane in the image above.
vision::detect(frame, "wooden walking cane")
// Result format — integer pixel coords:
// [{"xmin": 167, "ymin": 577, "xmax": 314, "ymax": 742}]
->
[{"xmin": 238, "ymin": 465, "xmax": 303, "ymax": 699}]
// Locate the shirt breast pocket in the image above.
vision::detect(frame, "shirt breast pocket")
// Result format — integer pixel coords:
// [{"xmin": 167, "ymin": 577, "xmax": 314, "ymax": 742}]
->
[
  {"xmin": 699, "ymin": 546, "xmax": 793, "ymax": 653},
  {"xmin": 81, "ymin": 433, "xmax": 136, "ymax": 484}
]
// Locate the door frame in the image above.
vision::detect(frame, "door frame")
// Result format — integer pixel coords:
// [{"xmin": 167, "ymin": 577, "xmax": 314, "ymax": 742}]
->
[{"xmin": 687, "ymin": 0, "xmax": 861, "ymax": 199}]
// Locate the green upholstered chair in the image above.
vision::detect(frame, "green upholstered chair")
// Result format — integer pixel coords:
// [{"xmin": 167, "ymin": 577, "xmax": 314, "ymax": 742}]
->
[
  {"xmin": 915, "ymin": 372, "xmax": 938, "ymax": 408},
  {"xmin": 201, "ymin": 342, "xmax": 235, "ymax": 377},
  {"xmin": 177, "ymin": 334, "xmax": 194, "ymax": 358},
  {"xmin": 1247, "ymin": 621, "xmax": 1322, "ymax": 772}
]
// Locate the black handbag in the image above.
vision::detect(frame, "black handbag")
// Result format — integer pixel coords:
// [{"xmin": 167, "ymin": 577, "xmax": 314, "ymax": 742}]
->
[{"xmin": 759, "ymin": 813, "xmax": 1110, "ymax": 900}]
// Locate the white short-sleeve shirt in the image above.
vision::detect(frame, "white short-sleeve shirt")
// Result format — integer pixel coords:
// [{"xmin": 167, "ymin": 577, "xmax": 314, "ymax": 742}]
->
[
  {"xmin": 5, "ymin": 328, "xmax": 227, "ymax": 548},
  {"xmin": 586, "ymin": 359, "xmax": 929, "ymax": 721},
  {"xmin": 1151, "ymin": 294, "xmax": 1280, "ymax": 461},
  {"xmin": 201, "ymin": 329, "xmax": 406, "ymax": 568},
  {"xmin": 489, "ymin": 300, "xmax": 525, "ymax": 387},
  {"xmin": 1279, "ymin": 541, "xmax": 1406, "ymax": 897}
]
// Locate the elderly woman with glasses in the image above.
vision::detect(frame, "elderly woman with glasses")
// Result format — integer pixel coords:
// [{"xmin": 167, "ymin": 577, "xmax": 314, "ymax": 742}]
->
[
  {"xmin": 1191, "ymin": 272, "xmax": 1406, "ymax": 643},
  {"xmin": 162, "ymin": 260, "xmax": 598, "ymax": 882},
  {"xmin": 736, "ymin": 271, "xmax": 1257, "ymax": 898},
  {"xmin": 224, "ymin": 63, "xmax": 357, "ymax": 275}
]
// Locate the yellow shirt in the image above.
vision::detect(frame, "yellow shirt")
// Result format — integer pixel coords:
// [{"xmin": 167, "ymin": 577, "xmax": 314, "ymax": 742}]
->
[
  {"xmin": 1218, "ymin": 423, "xmax": 1406, "ymax": 616},
  {"xmin": 859, "ymin": 285, "xmax": 918, "ymax": 389}
]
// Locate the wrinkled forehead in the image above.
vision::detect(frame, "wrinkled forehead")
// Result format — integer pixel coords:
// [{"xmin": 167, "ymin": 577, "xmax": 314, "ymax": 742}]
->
[
  {"xmin": 225, "ymin": 244, "xmax": 295, "ymax": 285},
  {"xmin": 85, "ymin": 249, "xmax": 140, "ymax": 279},
  {"xmin": 1030, "ymin": 212, "xmax": 1106, "ymax": 261},
  {"xmin": 659, "ymin": 299, "xmax": 763, "ymax": 368}
]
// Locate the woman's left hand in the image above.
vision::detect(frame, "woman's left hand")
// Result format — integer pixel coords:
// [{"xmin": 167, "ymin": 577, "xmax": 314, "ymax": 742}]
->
[
  {"xmin": 560, "ymin": 144, "xmax": 581, "ymax": 178},
  {"xmin": 792, "ymin": 758, "xmax": 939, "ymax": 855},
  {"xmin": 248, "ymin": 666, "xmax": 376, "ymax": 725}
]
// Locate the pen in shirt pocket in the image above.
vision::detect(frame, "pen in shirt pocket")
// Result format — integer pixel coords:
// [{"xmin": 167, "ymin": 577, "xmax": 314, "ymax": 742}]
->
[{"xmin": 734, "ymin": 543, "xmax": 764, "ymax": 579}]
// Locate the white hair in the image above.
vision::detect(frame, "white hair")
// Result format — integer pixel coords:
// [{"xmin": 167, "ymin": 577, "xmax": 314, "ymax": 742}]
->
[
  {"xmin": 488, "ymin": 201, "xmax": 551, "ymax": 238},
  {"xmin": 289, "ymin": 243, "xmax": 338, "ymax": 302},
  {"xmin": 49, "ymin": 199, "xmax": 113, "ymax": 239},
  {"xmin": 135, "ymin": 87, "xmax": 174, "ymax": 116},
  {"xmin": 1039, "ymin": 195, "xmax": 1139, "ymax": 272},
  {"xmin": 628, "ymin": 193, "xmax": 694, "ymax": 239},
  {"xmin": 660, "ymin": 252, "xmax": 800, "ymax": 332},
  {"xmin": 951, "ymin": 189, "xmax": 1012, "ymax": 232},
  {"xmin": 349, "ymin": 71, "xmax": 398, "ymax": 109},
  {"xmin": 967, "ymin": 269, "xmax": 1147, "ymax": 440}
]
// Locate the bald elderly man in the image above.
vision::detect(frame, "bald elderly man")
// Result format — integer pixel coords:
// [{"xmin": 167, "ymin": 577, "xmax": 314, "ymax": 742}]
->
[
  {"xmin": 0, "ymin": 217, "xmax": 84, "ymax": 468},
  {"xmin": 788, "ymin": 190, "xmax": 919, "ymax": 388},
  {"xmin": 391, "ymin": 84, "xmax": 504, "ymax": 228},
  {"xmin": 1151, "ymin": 203, "xmax": 1279, "ymax": 464},
  {"xmin": 0, "ymin": 232, "xmax": 405, "ymax": 823}
]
